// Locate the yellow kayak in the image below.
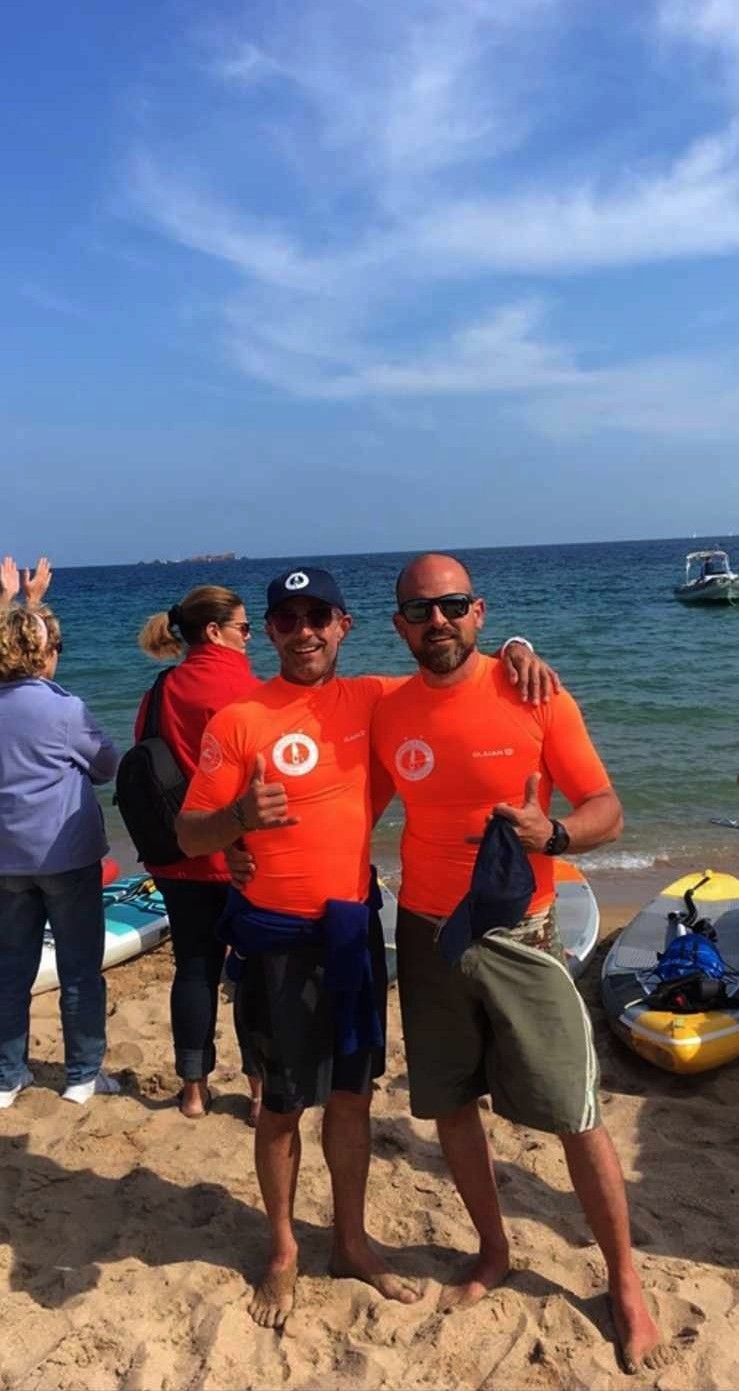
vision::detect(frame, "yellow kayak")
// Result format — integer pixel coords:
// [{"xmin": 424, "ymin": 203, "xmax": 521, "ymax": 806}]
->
[{"xmin": 601, "ymin": 870, "xmax": 739, "ymax": 1074}]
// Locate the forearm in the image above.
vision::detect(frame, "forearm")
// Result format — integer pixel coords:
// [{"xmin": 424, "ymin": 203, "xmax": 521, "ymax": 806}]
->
[
  {"xmin": 176, "ymin": 806, "xmax": 241, "ymax": 857},
  {"xmin": 559, "ymin": 791, "xmax": 623, "ymax": 853}
]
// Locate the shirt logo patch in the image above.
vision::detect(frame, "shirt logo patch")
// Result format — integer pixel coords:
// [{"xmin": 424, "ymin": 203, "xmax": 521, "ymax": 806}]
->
[
  {"xmin": 273, "ymin": 732, "xmax": 319, "ymax": 777},
  {"xmin": 395, "ymin": 738, "xmax": 435, "ymax": 782},
  {"xmin": 284, "ymin": 571, "xmax": 309, "ymax": 590},
  {"xmin": 199, "ymin": 731, "xmax": 223, "ymax": 774}
]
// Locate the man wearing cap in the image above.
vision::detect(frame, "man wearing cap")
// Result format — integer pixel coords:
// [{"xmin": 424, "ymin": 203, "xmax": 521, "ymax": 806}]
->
[
  {"xmin": 176, "ymin": 564, "xmax": 556, "ymax": 1332},
  {"xmin": 370, "ymin": 551, "xmax": 667, "ymax": 1375}
]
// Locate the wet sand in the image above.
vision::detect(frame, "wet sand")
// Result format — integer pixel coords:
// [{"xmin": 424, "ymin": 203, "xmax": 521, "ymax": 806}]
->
[{"xmin": 1, "ymin": 899, "xmax": 738, "ymax": 1390}]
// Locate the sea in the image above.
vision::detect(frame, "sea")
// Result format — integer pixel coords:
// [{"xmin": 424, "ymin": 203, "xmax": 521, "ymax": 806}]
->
[{"xmin": 48, "ymin": 535, "xmax": 739, "ymax": 905}]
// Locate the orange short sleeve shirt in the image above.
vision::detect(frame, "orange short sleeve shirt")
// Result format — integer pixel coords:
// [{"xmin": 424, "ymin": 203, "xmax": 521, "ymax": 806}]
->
[
  {"xmin": 371, "ymin": 655, "xmax": 611, "ymax": 917},
  {"xmin": 183, "ymin": 674, "xmax": 400, "ymax": 918}
]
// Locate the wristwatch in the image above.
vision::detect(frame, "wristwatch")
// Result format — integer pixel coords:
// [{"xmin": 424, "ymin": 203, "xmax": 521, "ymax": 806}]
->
[{"xmin": 544, "ymin": 818, "xmax": 570, "ymax": 855}]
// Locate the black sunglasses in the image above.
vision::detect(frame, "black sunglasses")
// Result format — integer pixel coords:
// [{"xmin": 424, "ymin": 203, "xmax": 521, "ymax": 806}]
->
[
  {"xmin": 268, "ymin": 603, "xmax": 336, "ymax": 635},
  {"xmin": 398, "ymin": 593, "xmax": 474, "ymax": 625},
  {"xmin": 223, "ymin": 621, "xmax": 251, "ymax": 637}
]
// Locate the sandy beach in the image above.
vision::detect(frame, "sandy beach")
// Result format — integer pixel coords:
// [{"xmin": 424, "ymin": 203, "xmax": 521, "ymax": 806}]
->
[{"xmin": 1, "ymin": 898, "xmax": 737, "ymax": 1391}]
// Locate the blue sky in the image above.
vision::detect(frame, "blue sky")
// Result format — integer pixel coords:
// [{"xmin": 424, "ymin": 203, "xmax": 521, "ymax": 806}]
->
[{"xmin": 4, "ymin": 0, "xmax": 739, "ymax": 564}]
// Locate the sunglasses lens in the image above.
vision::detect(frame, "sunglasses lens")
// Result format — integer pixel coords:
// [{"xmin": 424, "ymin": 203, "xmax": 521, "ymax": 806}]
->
[
  {"xmin": 439, "ymin": 597, "xmax": 470, "ymax": 619},
  {"xmin": 401, "ymin": 600, "xmax": 432, "ymax": 624},
  {"xmin": 308, "ymin": 605, "xmax": 333, "ymax": 630}
]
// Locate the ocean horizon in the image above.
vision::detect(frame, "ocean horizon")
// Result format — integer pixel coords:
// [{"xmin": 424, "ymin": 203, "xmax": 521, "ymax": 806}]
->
[{"xmin": 40, "ymin": 533, "xmax": 739, "ymax": 902}]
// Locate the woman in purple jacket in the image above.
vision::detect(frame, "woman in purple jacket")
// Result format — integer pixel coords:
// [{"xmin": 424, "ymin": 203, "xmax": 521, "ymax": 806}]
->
[{"xmin": 0, "ymin": 607, "xmax": 120, "ymax": 1108}]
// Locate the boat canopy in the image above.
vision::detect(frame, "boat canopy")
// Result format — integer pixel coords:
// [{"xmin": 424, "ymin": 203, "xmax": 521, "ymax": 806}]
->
[{"xmin": 684, "ymin": 550, "xmax": 732, "ymax": 582}]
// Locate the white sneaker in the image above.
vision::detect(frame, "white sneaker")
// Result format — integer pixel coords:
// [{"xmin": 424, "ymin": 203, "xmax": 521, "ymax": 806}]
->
[
  {"xmin": 0, "ymin": 1065, "xmax": 34, "ymax": 1110},
  {"xmin": 62, "ymin": 1070, "xmax": 121, "ymax": 1105}
]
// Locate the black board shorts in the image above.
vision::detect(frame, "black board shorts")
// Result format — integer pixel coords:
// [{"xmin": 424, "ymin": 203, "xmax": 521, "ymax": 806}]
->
[{"xmin": 233, "ymin": 906, "xmax": 388, "ymax": 1114}]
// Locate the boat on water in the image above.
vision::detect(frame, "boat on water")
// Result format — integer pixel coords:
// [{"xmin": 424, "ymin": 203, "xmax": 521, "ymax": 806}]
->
[{"xmin": 674, "ymin": 549, "xmax": 739, "ymax": 605}]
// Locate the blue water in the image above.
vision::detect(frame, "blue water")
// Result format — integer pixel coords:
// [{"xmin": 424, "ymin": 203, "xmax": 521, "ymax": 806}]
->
[{"xmin": 47, "ymin": 537, "xmax": 739, "ymax": 887}]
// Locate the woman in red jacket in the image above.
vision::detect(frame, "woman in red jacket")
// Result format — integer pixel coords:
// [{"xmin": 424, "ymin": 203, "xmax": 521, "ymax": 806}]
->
[{"xmin": 135, "ymin": 585, "xmax": 261, "ymax": 1119}]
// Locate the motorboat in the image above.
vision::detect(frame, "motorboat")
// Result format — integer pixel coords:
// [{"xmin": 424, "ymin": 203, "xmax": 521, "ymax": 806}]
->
[{"xmin": 674, "ymin": 549, "xmax": 739, "ymax": 605}]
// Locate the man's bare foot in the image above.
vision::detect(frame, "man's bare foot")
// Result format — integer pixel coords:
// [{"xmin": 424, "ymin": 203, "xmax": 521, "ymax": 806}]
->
[
  {"xmin": 248, "ymin": 1260, "xmax": 298, "ymax": 1330},
  {"xmin": 437, "ymin": 1244, "xmax": 511, "ymax": 1313},
  {"xmin": 330, "ymin": 1239, "xmax": 422, "ymax": 1304},
  {"xmin": 177, "ymin": 1080, "xmax": 211, "ymax": 1118},
  {"xmin": 610, "ymin": 1276, "xmax": 672, "ymax": 1375}
]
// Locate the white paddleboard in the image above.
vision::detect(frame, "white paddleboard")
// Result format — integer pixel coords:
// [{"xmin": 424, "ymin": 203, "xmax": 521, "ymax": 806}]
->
[
  {"xmin": 32, "ymin": 875, "xmax": 170, "ymax": 996},
  {"xmin": 379, "ymin": 860, "xmax": 598, "ymax": 985}
]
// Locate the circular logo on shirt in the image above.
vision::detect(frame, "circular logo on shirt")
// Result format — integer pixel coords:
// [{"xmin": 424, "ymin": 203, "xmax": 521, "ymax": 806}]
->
[
  {"xmin": 272, "ymin": 732, "xmax": 319, "ymax": 777},
  {"xmin": 199, "ymin": 731, "xmax": 223, "ymax": 774},
  {"xmin": 395, "ymin": 738, "xmax": 435, "ymax": 782},
  {"xmin": 284, "ymin": 571, "xmax": 309, "ymax": 591}
]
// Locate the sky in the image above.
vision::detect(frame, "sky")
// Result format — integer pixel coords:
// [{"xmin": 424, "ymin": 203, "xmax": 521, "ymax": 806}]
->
[{"xmin": 4, "ymin": 0, "xmax": 739, "ymax": 564}]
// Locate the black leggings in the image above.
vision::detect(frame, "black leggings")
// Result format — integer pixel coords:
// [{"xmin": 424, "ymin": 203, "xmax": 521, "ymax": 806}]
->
[{"xmin": 153, "ymin": 879, "xmax": 227, "ymax": 1081}]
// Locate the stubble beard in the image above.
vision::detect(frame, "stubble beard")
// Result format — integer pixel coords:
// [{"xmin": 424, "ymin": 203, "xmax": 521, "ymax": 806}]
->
[{"xmin": 415, "ymin": 634, "xmax": 476, "ymax": 675}]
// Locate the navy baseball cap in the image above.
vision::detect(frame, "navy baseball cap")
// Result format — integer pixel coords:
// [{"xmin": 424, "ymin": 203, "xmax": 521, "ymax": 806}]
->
[
  {"xmin": 265, "ymin": 566, "xmax": 347, "ymax": 616},
  {"xmin": 436, "ymin": 815, "xmax": 535, "ymax": 966}
]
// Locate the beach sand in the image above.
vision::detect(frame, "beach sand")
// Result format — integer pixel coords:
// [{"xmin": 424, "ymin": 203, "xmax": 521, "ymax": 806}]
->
[{"xmin": 1, "ymin": 900, "xmax": 737, "ymax": 1391}]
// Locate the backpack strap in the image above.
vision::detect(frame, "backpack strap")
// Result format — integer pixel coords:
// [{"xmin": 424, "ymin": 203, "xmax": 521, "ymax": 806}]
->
[{"xmin": 141, "ymin": 667, "xmax": 175, "ymax": 741}]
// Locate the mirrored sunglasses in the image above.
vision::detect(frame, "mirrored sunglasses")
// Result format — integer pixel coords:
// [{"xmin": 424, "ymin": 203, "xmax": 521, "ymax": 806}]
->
[{"xmin": 398, "ymin": 593, "xmax": 474, "ymax": 625}]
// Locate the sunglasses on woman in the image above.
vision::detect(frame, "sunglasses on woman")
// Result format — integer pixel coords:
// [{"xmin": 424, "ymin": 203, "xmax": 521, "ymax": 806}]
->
[
  {"xmin": 223, "ymin": 621, "xmax": 251, "ymax": 637},
  {"xmin": 268, "ymin": 604, "xmax": 335, "ymax": 635},
  {"xmin": 398, "ymin": 593, "xmax": 474, "ymax": 625}
]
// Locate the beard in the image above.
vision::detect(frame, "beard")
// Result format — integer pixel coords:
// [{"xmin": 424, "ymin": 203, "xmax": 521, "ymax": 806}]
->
[{"xmin": 414, "ymin": 631, "xmax": 476, "ymax": 674}]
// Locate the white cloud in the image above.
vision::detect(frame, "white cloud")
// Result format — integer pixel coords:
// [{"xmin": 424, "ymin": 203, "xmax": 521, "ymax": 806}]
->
[
  {"xmin": 115, "ymin": 0, "xmax": 739, "ymax": 444},
  {"xmin": 658, "ymin": 0, "xmax": 739, "ymax": 55},
  {"xmin": 19, "ymin": 283, "xmax": 88, "ymax": 319}
]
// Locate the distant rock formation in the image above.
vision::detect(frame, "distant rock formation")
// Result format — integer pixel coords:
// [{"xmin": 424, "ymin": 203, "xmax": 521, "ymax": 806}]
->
[{"xmin": 136, "ymin": 552, "xmax": 242, "ymax": 566}]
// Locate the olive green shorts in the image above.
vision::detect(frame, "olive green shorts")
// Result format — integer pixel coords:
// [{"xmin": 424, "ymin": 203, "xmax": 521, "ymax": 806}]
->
[{"xmin": 396, "ymin": 906, "xmax": 601, "ymax": 1134}]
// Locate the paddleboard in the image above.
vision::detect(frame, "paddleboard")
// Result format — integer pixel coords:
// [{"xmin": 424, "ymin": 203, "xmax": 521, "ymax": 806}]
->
[
  {"xmin": 380, "ymin": 860, "xmax": 599, "ymax": 986},
  {"xmin": 32, "ymin": 875, "xmax": 170, "ymax": 996},
  {"xmin": 601, "ymin": 870, "xmax": 739, "ymax": 1074}
]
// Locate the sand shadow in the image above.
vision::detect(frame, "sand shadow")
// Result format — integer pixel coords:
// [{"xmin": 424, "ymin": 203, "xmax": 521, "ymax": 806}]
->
[{"xmin": 0, "ymin": 1132, "xmax": 469, "ymax": 1314}]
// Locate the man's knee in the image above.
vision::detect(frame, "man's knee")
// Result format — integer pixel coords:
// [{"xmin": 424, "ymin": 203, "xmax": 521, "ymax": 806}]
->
[
  {"xmin": 259, "ymin": 1104, "xmax": 304, "ymax": 1133},
  {"xmin": 326, "ymin": 1087, "xmax": 372, "ymax": 1114},
  {"xmin": 435, "ymin": 1097, "xmax": 485, "ymax": 1137}
]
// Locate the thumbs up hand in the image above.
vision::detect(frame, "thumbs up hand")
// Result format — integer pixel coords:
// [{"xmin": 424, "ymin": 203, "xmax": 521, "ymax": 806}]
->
[
  {"xmin": 493, "ymin": 773, "xmax": 555, "ymax": 852},
  {"xmin": 232, "ymin": 752, "xmax": 300, "ymax": 832}
]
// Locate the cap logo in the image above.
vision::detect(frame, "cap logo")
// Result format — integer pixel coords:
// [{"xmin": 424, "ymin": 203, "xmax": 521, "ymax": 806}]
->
[
  {"xmin": 395, "ymin": 738, "xmax": 435, "ymax": 782},
  {"xmin": 285, "ymin": 571, "xmax": 309, "ymax": 591},
  {"xmin": 273, "ymin": 732, "xmax": 319, "ymax": 777}
]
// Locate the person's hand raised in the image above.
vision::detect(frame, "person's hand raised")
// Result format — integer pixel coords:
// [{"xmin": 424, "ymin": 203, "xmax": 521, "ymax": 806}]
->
[
  {"xmin": 0, "ymin": 556, "xmax": 20, "ymax": 606},
  {"xmin": 21, "ymin": 556, "xmax": 52, "ymax": 609}
]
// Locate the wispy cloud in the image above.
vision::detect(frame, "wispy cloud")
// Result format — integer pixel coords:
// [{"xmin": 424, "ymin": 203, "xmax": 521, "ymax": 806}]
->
[
  {"xmin": 19, "ymin": 282, "xmax": 88, "ymax": 319},
  {"xmin": 116, "ymin": 0, "xmax": 739, "ymax": 437}
]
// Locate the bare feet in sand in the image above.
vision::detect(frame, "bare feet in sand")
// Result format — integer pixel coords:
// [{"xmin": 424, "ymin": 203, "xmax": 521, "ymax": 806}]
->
[
  {"xmin": 177, "ymin": 1080, "xmax": 211, "ymax": 1119},
  {"xmin": 610, "ymin": 1276, "xmax": 672, "ymax": 1375},
  {"xmin": 330, "ymin": 1239, "xmax": 422, "ymax": 1304},
  {"xmin": 437, "ymin": 1243, "xmax": 511, "ymax": 1313},
  {"xmin": 248, "ymin": 1260, "xmax": 298, "ymax": 1330}
]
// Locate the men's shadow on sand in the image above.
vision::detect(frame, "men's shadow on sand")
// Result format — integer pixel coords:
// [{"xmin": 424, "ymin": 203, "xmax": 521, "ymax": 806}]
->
[{"xmin": 0, "ymin": 1132, "xmax": 479, "ymax": 1314}]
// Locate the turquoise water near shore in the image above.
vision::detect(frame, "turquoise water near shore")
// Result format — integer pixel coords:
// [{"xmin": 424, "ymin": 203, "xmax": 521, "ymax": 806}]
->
[{"xmin": 47, "ymin": 536, "xmax": 739, "ymax": 896}]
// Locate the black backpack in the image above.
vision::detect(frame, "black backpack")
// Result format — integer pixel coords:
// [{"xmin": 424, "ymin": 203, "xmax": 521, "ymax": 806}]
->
[{"xmin": 115, "ymin": 669, "xmax": 189, "ymax": 866}]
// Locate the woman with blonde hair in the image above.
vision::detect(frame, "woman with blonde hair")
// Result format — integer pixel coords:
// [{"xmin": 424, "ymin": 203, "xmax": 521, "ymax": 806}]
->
[
  {"xmin": 0, "ymin": 606, "xmax": 119, "ymax": 1108},
  {"xmin": 134, "ymin": 585, "xmax": 261, "ymax": 1119}
]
